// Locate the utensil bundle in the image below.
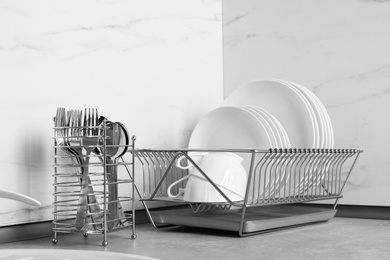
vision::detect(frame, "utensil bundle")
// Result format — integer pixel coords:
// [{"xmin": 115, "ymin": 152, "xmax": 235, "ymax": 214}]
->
[{"xmin": 54, "ymin": 107, "xmax": 130, "ymax": 231}]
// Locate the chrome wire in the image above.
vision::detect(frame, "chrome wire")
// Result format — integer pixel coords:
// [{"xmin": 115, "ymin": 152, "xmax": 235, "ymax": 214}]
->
[{"xmin": 133, "ymin": 148, "xmax": 362, "ymax": 213}]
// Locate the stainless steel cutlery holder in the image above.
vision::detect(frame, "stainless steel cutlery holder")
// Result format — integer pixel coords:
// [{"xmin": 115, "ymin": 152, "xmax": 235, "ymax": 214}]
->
[
  {"xmin": 133, "ymin": 148, "xmax": 362, "ymax": 236},
  {"xmin": 52, "ymin": 109, "xmax": 136, "ymax": 246}
]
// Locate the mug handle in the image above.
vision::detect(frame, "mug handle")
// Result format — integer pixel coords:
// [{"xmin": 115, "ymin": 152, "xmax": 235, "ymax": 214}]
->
[
  {"xmin": 176, "ymin": 155, "xmax": 192, "ymax": 170},
  {"xmin": 176, "ymin": 152, "xmax": 208, "ymax": 169},
  {"xmin": 167, "ymin": 175, "xmax": 190, "ymax": 198}
]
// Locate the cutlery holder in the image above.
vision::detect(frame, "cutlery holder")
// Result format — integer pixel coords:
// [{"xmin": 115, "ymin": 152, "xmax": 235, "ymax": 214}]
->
[
  {"xmin": 133, "ymin": 148, "xmax": 362, "ymax": 236},
  {"xmin": 52, "ymin": 118, "xmax": 136, "ymax": 246}
]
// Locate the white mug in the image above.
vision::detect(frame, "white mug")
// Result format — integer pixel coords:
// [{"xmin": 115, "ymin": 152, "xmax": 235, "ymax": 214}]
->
[
  {"xmin": 168, "ymin": 152, "xmax": 209, "ymax": 198},
  {"xmin": 167, "ymin": 152, "xmax": 247, "ymax": 203}
]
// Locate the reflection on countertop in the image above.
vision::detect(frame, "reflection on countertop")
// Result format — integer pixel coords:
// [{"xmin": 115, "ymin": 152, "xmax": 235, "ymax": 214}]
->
[{"xmin": 1, "ymin": 218, "xmax": 390, "ymax": 260}]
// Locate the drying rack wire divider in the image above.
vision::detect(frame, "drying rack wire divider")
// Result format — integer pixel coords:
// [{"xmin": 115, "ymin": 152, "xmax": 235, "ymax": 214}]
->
[
  {"xmin": 52, "ymin": 119, "xmax": 136, "ymax": 246},
  {"xmin": 132, "ymin": 148, "xmax": 362, "ymax": 236}
]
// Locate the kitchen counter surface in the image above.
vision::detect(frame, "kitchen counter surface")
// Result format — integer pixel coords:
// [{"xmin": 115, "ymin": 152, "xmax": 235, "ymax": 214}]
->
[{"xmin": 0, "ymin": 217, "xmax": 389, "ymax": 260}]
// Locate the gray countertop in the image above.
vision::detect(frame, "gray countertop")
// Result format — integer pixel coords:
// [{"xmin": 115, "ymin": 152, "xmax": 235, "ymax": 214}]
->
[{"xmin": 0, "ymin": 218, "xmax": 389, "ymax": 260}]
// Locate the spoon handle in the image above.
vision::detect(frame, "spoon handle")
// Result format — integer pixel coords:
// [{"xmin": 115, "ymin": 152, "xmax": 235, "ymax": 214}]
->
[
  {"xmin": 107, "ymin": 158, "xmax": 118, "ymax": 230},
  {"xmin": 75, "ymin": 155, "xmax": 91, "ymax": 230}
]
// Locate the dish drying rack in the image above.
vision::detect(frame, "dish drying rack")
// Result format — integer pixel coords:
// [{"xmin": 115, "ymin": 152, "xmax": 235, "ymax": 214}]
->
[
  {"xmin": 52, "ymin": 119, "xmax": 136, "ymax": 246},
  {"xmin": 133, "ymin": 148, "xmax": 362, "ymax": 236}
]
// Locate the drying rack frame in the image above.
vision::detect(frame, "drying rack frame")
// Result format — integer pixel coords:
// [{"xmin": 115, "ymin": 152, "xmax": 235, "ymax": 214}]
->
[
  {"xmin": 52, "ymin": 119, "xmax": 137, "ymax": 246},
  {"xmin": 132, "ymin": 148, "xmax": 362, "ymax": 237}
]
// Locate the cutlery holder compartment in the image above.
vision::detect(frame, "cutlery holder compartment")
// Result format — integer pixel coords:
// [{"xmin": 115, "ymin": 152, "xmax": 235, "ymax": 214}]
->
[
  {"xmin": 52, "ymin": 113, "xmax": 136, "ymax": 246},
  {"xmin": 133, "ymin": 148, "xmax": 362, "ymax": 236}
]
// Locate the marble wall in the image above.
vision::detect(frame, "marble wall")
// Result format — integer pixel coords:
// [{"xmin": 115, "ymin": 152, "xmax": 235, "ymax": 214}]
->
[
  {"xmin": 0, "ymin": 0, "xmax": 222, "ymax": 225},
  {"xmin": 2, "ymin": 0, "xmax": 387, "ymax": 227},
  {"xmin": 223, "ymin": 0, "xmax": 390, "ymax": 206}
]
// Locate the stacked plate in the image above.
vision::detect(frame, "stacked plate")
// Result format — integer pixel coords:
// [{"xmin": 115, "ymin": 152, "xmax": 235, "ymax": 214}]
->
[
  {"xmin": 187, "ymin": 78, "xmax": 334, "ymax": 197},
  {"xmin": 189, "ymin": 78, "xmax": 333, "ymax": 150},
  {"xmin": 188, "ymin": 106, "xmax": 291, "ymax": 150}
]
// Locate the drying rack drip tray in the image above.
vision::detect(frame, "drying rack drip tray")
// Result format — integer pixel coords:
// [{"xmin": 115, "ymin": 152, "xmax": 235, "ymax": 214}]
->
[{"xmin": 150, "ymin": 204, "xmax": 336, "ymax": 235}]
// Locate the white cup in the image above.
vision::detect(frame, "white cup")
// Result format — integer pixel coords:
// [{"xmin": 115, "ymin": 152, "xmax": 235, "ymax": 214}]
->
[
  {"xmin": 167, "ymin": 152, "xmax": 209, "ymax": 198},
  {"xmin": 168, "ymin": 152, "xmax": 247, "ymax": 203}
]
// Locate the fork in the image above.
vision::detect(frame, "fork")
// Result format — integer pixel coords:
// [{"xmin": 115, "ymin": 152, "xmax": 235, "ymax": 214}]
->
[
  {"xmin": 75, "ymin": 108, "xmax": 101, "ymax": 230},
  {"xmin": 67, "ymin": 109, "xmax": 104, "ymax": 230},
  {"xmin": 54, "ymin": 108, "xmax": 82, "ymax": 170}
]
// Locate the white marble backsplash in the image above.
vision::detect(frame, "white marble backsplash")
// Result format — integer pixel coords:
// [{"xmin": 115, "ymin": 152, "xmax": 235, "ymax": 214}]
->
[
  {"xmin": 2, "ymin": 0, "xmax": 387, "ymax": 227},
  {"xmin": 0, "ymin": 0, "xmax": 223, "ymax": 225},
  {"xmin": 223, "ymin": 0, "xmax": 390, "ymax": 206}
]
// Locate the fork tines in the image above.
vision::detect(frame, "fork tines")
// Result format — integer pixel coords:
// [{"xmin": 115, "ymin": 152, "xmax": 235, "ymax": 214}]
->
[
  {"xmin": 82, "ymin": 108, "xmax": 99, "ymax": 136},
  {"xmin": 55, "ymin": 107, "xmax": 100, "ymax": 137}
]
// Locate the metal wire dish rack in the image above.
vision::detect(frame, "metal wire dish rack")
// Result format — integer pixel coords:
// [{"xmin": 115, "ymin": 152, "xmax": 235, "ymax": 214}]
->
[
  {"xmin": 52, "ymin": 109, "xmax": 136, "ymax": 246},
  {"xmin": 133, "ymin": 148, "xmax": 362, "ymax": 237}
]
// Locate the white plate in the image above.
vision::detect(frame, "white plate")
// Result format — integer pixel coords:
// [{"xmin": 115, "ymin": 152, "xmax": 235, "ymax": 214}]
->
[
  {"xmin": 241, "ymin": 106, "xmax": 291, "ymax": 149},
  {"xmin": 240, "ymin": 106, "xmax": 292, "ymax": 198},
  {"xmin": 189, "ymin": 106, "xmax": 273, "ymax": 150},
  {"xmin": 271, "ymin": 79, "xmax": 320, "ymax": 148},
  {"xmin": 290, "ymin": 81, "xmax": 334, "ymax": 148},
  {"xmin": 290, "ymin": 82, "xmax": 328, "ymax": 148},
  {"xmin": 276, "ymin": 79, "xmax": 326, "ymax": 148},
  {"xmin": 222, "ymin": 78, "xmax": 318, "ymax": 148},
  {"xmin": 285, "ymin": 82, "xmax": 334, "ymax": 194},
  {"xmin": 188, "ymin": 106, "xmax": 275, "ymax": 177},
  {"xmin": 269, "ymin": 111, "xmax": 292, "ymax": 149},
  {"xmin": 248, "ymin": 106, "xmax": 291, "ymax": 149},
  {"xmin": 238, "ymin": 106, "xmax": 279, "ymax": 148}
]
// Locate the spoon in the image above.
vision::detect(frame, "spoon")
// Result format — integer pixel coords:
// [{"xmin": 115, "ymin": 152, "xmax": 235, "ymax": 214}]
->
[
  {"xmin": 75, "ymin": 108, "xmax": 100, "ymax": 230},
  {"xmin": 103, "ymin": 120, "xmax": 129, "ymax": 229}
]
